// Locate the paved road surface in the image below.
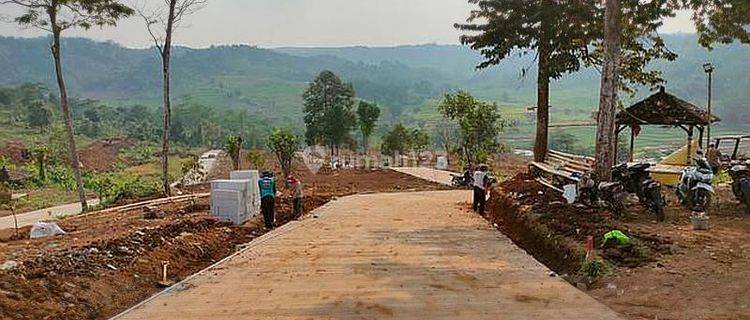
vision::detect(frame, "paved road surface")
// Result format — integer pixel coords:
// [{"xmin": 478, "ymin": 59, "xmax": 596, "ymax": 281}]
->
[
  {"xmin": 114, "ymin": 191, "xmax": 621, "ymax": 320},
  {"xmin": 0, "ymin": 199, "xmax": 100, "ymax": 230},
  {"xmin": 390, "ymin": 167, "xmax": 456, "ymax": 185}
]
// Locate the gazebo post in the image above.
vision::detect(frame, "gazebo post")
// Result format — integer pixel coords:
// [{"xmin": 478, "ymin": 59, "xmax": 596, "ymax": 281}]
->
[
  {"xmin": 629, "ymin": 126, "xmax": 635, "ymax": 162},
  {"xmin": 686, "ymin": 125, "xmax": 694, "ymax": 165},
  {"xmin": 698, "ymin": 126, "xmax": 705, "ymax": 149}
]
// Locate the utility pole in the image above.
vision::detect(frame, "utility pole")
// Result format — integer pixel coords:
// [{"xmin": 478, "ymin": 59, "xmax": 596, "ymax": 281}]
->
[{"xmin": 703, "ymin": 63, "xmax": 714, "ymax": 145}]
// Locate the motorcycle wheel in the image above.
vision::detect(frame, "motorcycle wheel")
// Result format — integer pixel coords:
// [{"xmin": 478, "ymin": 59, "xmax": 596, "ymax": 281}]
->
[
  {"xmin": 653, "ymin": 202, "xmax": 665, "ymax": 222},
  {"xmin": 692, "ymin": 189, "xmax": 711, "ymax": 212}
]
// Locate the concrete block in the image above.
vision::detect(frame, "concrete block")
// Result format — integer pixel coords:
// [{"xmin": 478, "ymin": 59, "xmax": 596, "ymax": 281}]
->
[
  {"xmin": 230, "ymin": 170, "xmax": 261, "ymax": 218},
  {"xmin": 210, "ymin": 179, "xmax": 251, "ymax": 225}
]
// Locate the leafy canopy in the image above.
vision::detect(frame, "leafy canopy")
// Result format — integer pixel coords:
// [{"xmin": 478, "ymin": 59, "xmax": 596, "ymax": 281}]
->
[
  {"xmin": 303, "ymin": 71, "xmax": 357, "ymax": 151},
  {"xmin": 5, "ymin": 0, "xmax": 134, "ymax": 32},
  {"xmin": 455, "ymin": 0, "xmax": 677, "ymax": 90},
  {"xmin": 438, "ymin": 91, "xmax": 506, "ymax": 166},
  {"xmin": 267, "ymin": 128, "xmax": 300, "ymax": 179}
]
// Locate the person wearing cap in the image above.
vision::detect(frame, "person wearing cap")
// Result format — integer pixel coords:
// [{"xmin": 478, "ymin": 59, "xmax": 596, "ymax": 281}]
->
[
  {"xmin": 705, "ymin": 142, "xmax": 722, "ymax": 173},
  {"xmin": 287, "ymin": 175, "xmax": 303, "ymax": 217},
  {"xmin": 472, "ymin": 164, "xmax": 491, "ymax": 214},
  {"xmin": 258, "ymin": 171, "xmax": 276, "ymax": 229}
]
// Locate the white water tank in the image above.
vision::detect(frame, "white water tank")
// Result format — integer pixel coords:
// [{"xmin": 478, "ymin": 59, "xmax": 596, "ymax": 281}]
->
[
  {"xmin": 230, "ymin": 170, "xmax": 261, "ymax": 218},
  {"xmin": 210, "ymin": 179, "xmax": 250, "ymax": 225}
]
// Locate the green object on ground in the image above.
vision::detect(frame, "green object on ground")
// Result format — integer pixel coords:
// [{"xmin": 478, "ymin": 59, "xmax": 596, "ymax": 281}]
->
[{"xmin": 603, "ymin": 230, "xmax": 630, "ymax": 246}]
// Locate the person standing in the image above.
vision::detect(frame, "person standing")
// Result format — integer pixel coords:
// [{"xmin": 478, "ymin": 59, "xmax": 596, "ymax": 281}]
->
[
  {"xmin": 287, "ymin": 175, "xmax": 303, "ymax": 217},
  {"xmin": 472, "ymin": 164, "xmax": 490, "ymax": 215},
  {"xmin": 705, "ymin": 142, "xmax": 722, "ymax": 173},
  {"xmin": 258, "ymin": 171, "xmax": 276, "ymax": 229}
]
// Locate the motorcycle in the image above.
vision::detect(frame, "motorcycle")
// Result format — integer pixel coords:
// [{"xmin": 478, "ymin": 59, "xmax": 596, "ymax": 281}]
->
[
  {"xmin": 577, "ymin": 172, "xmax": 629, "ymax": 216},
  {"xmin": 729, "ymin": 162, "xmax": 750, "ymax": 213},
  {"xmin": 676, "ymin": 156, "xmax": 714, "ymax": 212},
  {"xmin": 451, "ymin": 170, "xmax": 474, "ymax": 188},
  {"xmin": 611, "ymin": 162, "xmax": 666, "ymax": 221}
]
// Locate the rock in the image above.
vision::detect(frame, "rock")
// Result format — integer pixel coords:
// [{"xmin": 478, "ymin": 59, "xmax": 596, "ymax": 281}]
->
[
  {"xmin": 30, "ymin": 221, "xmax": 66, "ymax": 239},
  {"xmin": 548, "ymin": 271, "xmax": 558, "ymax": 277},
  {"xmin": 606, "ymin": 283, "xmax": 617, "ymax": 290},
  {"xmin": 0, "ymin": 260, "xmax": 18, "ymax": 271},
  {"xmin": 63, "ymin": 292, "xmax": 75, "ymax": 300},
  {"xmin": 143, "ymin": 206, "xmax": 166, "ymax": 219}
]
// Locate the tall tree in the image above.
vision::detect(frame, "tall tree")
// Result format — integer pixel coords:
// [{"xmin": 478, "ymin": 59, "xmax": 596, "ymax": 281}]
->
[
  {"xmin": 303, "ymin": 70, "xmax": 357, "ymax": 156},
  {"xmin": 356, "ymin": 101, "xmax": 380, "ymax": 154},
  {"xmin": 456, "ymin": 0, "xmax": 676, "ymax": 163},
  {"xmin": 3, "ymin": 0, "xmax": 133, "ymax": 209},
  {"xmin": 138, "ymin": 0, "xmax": 206, "ymax": 196},
  {"xmin": 593, "ymin": 0, "xmax": 622, "ymax": 181}
]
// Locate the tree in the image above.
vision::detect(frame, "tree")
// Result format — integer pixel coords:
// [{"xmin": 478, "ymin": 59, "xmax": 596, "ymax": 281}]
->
[
  {"xmin": 438, "ymin": 91, "xmax": 506, "ymax": 167},
  {"xmin": 456, "ymin": 0, "xmax": 676, "ymax": 162},
  {"xmin": 356, "ymin": 101, "xmax": 380, "ymax": 154},
  {"xmin": 224, "ymin": 134, "xmax": 242, "ymax": 170},
  {"xmin": 681, "ymin": 0, "xmax": 750, "ymax": 48},
  {"xmin": 303, "ymin": 70, "xmax": 357, "ymax": 156},
  {"xmin": 381, "ymin": 124, "xmax": 411, "ymax": 157},
  {"xmin": 267, "ymin": 128, "xmax": 299, "ymax": 182},
  {"xmin": 137, "ymin": 0, "xmax": 206, "ymax": 196},
  {"xmin": 26, "ymin": 100, "xmax": 52, "ymax": 130},
  {"xmin": 409, "ymin": 128, "xmax": 431, "ymax": 156},
  {"xmin": 3, "ymin": 0, "xmax": 134, "ymax": 210},
  {"xmin": 594, "ymin": 0, "xmax": 621, "ymax": 181}
]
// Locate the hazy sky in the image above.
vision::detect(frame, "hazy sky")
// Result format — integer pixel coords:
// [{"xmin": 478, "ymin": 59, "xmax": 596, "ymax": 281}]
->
[{"xmin": 0, "ymin": 0, "xmax": 696, "ymax": 48}]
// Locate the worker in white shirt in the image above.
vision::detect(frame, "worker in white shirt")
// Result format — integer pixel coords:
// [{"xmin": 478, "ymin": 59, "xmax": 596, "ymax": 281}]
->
[{"xmin": 472, "ymin": 164, "xmax": 491, "ymax": 214}]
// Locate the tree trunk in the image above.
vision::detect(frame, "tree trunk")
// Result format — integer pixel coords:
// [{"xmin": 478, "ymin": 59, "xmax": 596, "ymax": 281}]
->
[
  {"xmin": 51, "ymin": 24, "xmax": 88, "ymax": 210},
  {"xmin": 594, "ymin": 0, "xmax": 622, "ymax": 182},
  {"xmin": 160, "ymin": 0, "xmax": 177, "ymax": 197},
  {"xmin": 534, "ymin": 44, "xmax": 550, "ymax": 163}
]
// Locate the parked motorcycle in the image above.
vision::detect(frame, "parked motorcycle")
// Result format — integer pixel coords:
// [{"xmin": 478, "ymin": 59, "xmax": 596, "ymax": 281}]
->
[
  {"xmin": 676, "ymin": 156, "xmax": 714, "ymax": 212},
  {"xmin": 451, "ymin": 170, "xmax": 474, "ymax": 188},
  {"xmin": 577, "ymin": 172, "xmax": 629, "ymax": 216},
  {"xmin": 611, "ymin": 162, "xmax": 666, "ymax": 221},
  {"xmin": 729, "ymin": 162, "xmax": 750, "ymax": 213}
]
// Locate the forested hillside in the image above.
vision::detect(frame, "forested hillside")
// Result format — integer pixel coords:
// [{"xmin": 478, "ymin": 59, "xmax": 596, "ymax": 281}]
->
[{"xmin": 1, "ymin": 34, "xmax": 748, "ymax": 126}]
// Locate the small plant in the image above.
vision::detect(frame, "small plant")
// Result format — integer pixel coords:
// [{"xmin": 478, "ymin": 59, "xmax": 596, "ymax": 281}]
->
[
  {"xmin": 246, "ymin": 150, "xmax": 266, "ymax": 170},
  {"xmin": 578, "ymin": 256, "xmax": 609, "ymax": 280}
]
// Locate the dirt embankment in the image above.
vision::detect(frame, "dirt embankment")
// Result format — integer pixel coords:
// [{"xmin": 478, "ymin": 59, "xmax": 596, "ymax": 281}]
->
[
  {"xmin": 0, "ymin": 167, "xmax": 447, "ymax": 320},
  {"xmin": 485, "ymin": 171, "xmax": 750, "ymax": 320},
  {"xmin": 78, "ymin": 138, "xmax": 134, "ymax": 172}
]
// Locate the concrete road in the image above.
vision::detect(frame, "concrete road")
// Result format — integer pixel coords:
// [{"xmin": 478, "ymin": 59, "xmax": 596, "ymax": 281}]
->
[
  {"xmin": 390, "ymin": 167, "xmax": 456, "ymax": 185},
  {"xmin": 0, "ymin": 199, "xmax": 100, "ymax": 230},
  {"xmin": 114, "ymin": 191, "xmax": 621, "ymax": 320}
]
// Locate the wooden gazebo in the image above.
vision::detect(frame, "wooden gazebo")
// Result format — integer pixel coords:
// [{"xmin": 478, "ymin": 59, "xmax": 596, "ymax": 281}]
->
[{"xmin": 616, "ymin": 87, "xmax": 719, "ymax": 163}]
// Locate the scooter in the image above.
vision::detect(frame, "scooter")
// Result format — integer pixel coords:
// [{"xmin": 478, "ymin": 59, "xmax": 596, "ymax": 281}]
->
[
  {"xmin": 729, "ymin": 162, "xmax": 750, "ymax": 213},
  {"xmin": 676, "ymin": 156, "xmax": 714, "ymax": 212},
  {"xmin": 451, "ymin": 170, "xmax": 474, "ymax": 188},
  {"xmin": 611, "ymin": 162, "xmax": 666, "ymax": 221}
]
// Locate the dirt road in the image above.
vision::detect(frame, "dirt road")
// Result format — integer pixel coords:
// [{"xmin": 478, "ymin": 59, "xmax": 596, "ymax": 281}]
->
[
  {"xmin": 114, "ymin": 190, "xmax": 621, "ymax": 320},
  {"xmin": 390, "ymin": 167, "xmax": 456, "ymax": 185},
  {"xmin": 0, "ymin": 199, "xmax": 100, "ymax": 230}
]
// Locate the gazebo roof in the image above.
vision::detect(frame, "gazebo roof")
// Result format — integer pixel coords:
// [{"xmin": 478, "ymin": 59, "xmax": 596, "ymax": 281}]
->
[{"xmin": 616, "ymin": 87, "xmax": 719, "ymax": 126}]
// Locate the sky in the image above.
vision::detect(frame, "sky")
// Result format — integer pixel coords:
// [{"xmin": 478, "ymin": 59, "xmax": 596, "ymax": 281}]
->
[{"xmin": 0, "ymin": 0, "xmax": 696, "ymax": 48}]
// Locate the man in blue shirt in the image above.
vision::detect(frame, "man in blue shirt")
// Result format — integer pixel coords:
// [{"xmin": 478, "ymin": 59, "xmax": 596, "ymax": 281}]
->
[{"xmin": 258, "ymin": 171, "xmax": 276, "ymax": 229}]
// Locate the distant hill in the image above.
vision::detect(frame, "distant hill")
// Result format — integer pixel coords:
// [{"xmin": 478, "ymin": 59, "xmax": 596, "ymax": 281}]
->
[{"xmin": 0, "ymin": 35, "xmax": 748, "ymax": 126}]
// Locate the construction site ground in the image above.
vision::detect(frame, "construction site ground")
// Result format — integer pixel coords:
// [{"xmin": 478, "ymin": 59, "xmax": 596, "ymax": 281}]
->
[
  {"xmin": 488, "ymin": 171, "xmax": 750, "ymax": 320},
  {"xmin": 114, "ymin": 190, "xmax": 621, "ymax": 320},
  {"xmin": 0, "ymin": 167, "xmax": 447, "ymax": 320}
]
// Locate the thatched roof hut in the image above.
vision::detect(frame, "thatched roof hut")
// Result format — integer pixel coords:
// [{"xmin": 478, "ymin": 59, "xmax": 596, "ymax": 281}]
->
[
  {"xmin": 616, "ymin": 87, "xmax": 719, "ymax": 163},
  {"xmin": 616, "ymin": 87, "xmax": 718, "ymax": 126}
]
